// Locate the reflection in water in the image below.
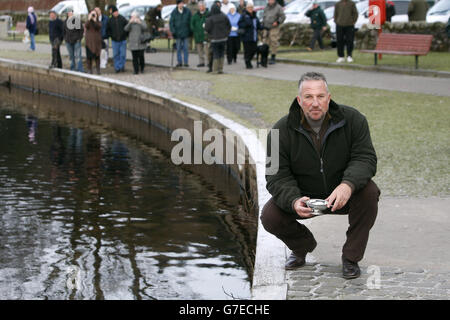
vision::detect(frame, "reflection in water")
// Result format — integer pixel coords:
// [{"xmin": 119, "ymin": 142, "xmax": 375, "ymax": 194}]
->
[{"xmin": 0, "ymin": 98, "xmax": 256, "ymax": 299}]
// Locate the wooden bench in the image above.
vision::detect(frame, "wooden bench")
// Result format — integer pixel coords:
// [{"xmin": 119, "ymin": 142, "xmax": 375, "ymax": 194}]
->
[
  {"xmin": 360, "ymin": 33, "xmax": 433, "ymax": 69},
  {"xmin": 8, "ymin": 22, "xmax": 27, "ymax": 40}
]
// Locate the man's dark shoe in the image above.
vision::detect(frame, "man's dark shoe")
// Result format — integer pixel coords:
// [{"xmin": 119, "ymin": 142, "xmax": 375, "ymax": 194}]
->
[
  {"xmin": 176, "ymin": 63, "xmax": 182, "ymax": 67},
  {"xmin": 342, "ymin": 256, "xmax": 361, "ymax": 279},
  {"xmin": 197, "ymin": 63, "xmax": 205, "ymax": 67},
  {"xmin": 285, "ymin": 252, "xmax": 306, "ymax": 270}
]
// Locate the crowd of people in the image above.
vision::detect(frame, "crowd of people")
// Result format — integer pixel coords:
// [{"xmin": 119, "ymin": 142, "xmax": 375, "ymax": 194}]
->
[
  {"xmin": 169, "ymin": 0, "xmax": 286, "ymax": 71},
  {"xmin": 27, "ymin": 0, "xmax": 287, "ymax": 75},
  {"xmin": 24, "ymin": 0, "xmax": 449, "ymax": 74}
]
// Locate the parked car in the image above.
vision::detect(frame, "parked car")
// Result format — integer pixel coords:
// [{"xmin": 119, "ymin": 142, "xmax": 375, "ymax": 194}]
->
[
  {"xmin": 50, "ymin": 0, "xmax": 88, "ymax": 15},
  {"xmin": 117, "ymin": 0, "xmax": 161, "ymax": 10},
  {"xmin": 284, "ymin": 0, "xmax": 339, "ymax": 24},
  {"xmin": 426, "ymin": 0, "xmax": 450, "ymax": 23},
  {"xmin": 327, "ymin": 0, "xmax": 433, "ymax": 46},
  {"xmin": 119, "ymin": 4, "xmax": 155, "ymax": 21},
  {"xmin": 161, "ymin": 4, "xmax": 176, "ymax": 21}
]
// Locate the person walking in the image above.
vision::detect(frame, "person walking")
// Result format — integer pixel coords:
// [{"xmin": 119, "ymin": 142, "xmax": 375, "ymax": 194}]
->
[
  {"xmin": 407, "ymin": 0, "xmax": 429, "ymax": 21},
  {"xmin": 227, "ymin": 4, "xmax": 241, "ymax": 64},
  {"xmin": 262, "ymin": 0, "xmax": 285, "ymax": 65},
  {"xmin": 48, "ymin": 10, "xmax": 64, "ymax": 69},
  {"xmin": 262, "ymin": 72, "xmax": 380, "ymax": 279},
  {"xmin": 205, "ymin": 3, "xmax": 231, "ymax": 73},
  {"xmin": 170, "ymin": 0, "xmax": 192, "ymax": 67},
  {"xmin": 26, "ymin": 6, "xmax": 37, "ymax": 52},
  {"xmin": 64, "ymin": 9, "xmax": 84, "ymax": 72},
  {"xmin": 305, "ymin": 1, "xmax": 328, "ymax": 51},
  {"xmin": 85, "ymin": 9, "xmax": 102, "ymax": 74},
  {"xmin": 238, "ymin": 1, "xmax": 261, "ymax": 69},
  {"xmin": 334, "ymin": 0, "xmax": 358, "ymax": 63},
  {"xmin": 191, "ymin": 1, "xmax": 209, "ymax": 67},
  {"xmin": 124, "ymin": 11, "xmax": 148, "ymax": 74},
  {"xmin": 106, "ymin": 6, "xmax": 129, "ymax": 73}
]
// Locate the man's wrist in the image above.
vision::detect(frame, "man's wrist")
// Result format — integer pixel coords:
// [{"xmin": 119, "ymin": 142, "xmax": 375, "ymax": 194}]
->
[
  {"xmin": 341, "ymin": 180, "xmax": 355, "ymax": 194},
  {"xmin": 291, "ymin": 196, "xmax": 302, "ymax": 212}
]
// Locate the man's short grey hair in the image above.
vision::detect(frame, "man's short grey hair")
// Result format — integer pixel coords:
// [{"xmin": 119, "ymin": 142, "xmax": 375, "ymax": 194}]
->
[
  {"xmin": 298, "ymin": 72, "xmax": 329, "ymax": 93},
  {"xmin": 198, "ymin": 1, "xmax": 205, "ymax": 6}
]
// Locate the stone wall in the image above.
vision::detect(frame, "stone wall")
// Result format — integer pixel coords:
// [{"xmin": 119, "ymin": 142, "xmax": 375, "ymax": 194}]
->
[{"xmin": 280, "ymin": 22, "xmax": 450, "ymax": 52}]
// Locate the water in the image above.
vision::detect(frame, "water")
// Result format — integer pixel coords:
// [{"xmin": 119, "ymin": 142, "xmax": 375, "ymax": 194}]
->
[{"xmin": 0, "ymin": 90, "xmax": 256, "ymax": 300}]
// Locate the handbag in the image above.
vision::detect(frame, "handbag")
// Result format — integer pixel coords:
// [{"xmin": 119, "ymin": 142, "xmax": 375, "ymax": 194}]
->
[{"xmin": 140, "ymin": 31, "xmax": 153, "ymax": 44}]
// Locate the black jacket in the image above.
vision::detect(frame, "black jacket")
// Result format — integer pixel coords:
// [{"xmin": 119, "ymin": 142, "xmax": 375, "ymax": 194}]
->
[
  {"xmin": 266, "ymin": 98, "xmax": 377, "ymax": 214},
  {"xmin": 49, "ymin": 18, "xmax": 64, "ymax": 42},
  {"xmin": 238, "ymin": 10, "xmax": 261, "ymax": 43},
  {"xmin": 205, "ymin": 4, "xmax": 231, "ymax": 42},
  {"xmin": 106, "ymin": 14, "xmax": 129, "ymax": 42},
  {"xmin": 305, "ymin": 6, "xmax": 327, "ymax": 30},
  {"xmin": 63, "ymin": 17, "xmax": 84, "ymax": 44}
]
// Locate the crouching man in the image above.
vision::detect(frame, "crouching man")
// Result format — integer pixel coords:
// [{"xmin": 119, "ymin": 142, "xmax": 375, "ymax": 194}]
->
[{"xmin": 262, "ymin": 71, "xmax": 380, "ymax": 279}]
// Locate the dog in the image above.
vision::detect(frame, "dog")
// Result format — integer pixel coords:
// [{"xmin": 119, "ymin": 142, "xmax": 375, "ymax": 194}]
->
[{"xmin": 256, "ymin": 42, "xmax": 269, "ymax": 68}]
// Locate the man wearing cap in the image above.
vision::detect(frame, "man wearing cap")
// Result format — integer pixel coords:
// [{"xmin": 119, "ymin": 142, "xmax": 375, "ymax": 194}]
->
[
  {"xmin": 262, "ymin": 0, "xmax": 285, "ymax": 65},
  {"xmin": 64, "ymin": 8, "xmax": 84, "ymax": 72},
  {"xmin": 170, "ymin": 0, "xmax": 192, "ymax": 67},
  {"xmin": 106, "ymin": 5, "xmax": 129, "ymax": 72}
]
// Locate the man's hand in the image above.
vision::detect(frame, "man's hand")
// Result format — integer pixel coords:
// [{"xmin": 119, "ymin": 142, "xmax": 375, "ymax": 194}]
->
[
  {"xmin": 272, "ymin": 21, "xmax": 278, "ymax": 27},
  {"xmin": 293, "ymin": 197, "xmax": 314, "ymax": 219},
  {"xmin": 326, "ymin": 183, "xmax": 352, "ymax": 212}
]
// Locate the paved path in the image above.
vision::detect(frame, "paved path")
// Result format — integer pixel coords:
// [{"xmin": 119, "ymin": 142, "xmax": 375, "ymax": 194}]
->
[
  {"xmin": 1, "ymin": 39, "xmax": 449, "ymax": 300},
  {"xmin": 1, "ymin": 40, "xmax": 449, "ymax": 96}
]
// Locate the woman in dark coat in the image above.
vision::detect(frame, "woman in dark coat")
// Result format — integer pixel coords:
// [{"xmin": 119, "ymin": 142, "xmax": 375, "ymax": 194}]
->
[
  {"xmin": 85, "ymin": 10, "xmax": 103, "ymax": 74},
  {"xmin": 205, "ymin": 3, "xmax": 231, "ymax": 74},
  {"xmin": 238, "ymin": 1, "xmax": 261, "ymax": 69}
]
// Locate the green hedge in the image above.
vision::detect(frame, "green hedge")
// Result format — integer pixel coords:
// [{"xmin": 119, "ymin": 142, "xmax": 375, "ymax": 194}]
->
[{"xmin": 280, "ymin": 21, "xmax": 449, "ymax": 52}]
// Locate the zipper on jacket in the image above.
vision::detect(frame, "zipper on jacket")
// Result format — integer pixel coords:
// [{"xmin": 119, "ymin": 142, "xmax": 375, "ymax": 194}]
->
[{"xmin": 295, "ymin": 119, "xmax": 345, "ymax": 195}]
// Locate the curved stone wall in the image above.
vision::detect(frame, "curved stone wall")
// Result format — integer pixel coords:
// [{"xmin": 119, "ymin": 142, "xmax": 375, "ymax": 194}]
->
[{"xmin": 0, "ymin": 58, "xmax": 286, "ymax": 299}]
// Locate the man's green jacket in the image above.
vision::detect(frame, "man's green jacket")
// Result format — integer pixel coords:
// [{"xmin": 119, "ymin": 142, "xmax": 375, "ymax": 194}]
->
[{"xmin": 266, "ymin": 98, "xmax": 377, "ymax": 214}]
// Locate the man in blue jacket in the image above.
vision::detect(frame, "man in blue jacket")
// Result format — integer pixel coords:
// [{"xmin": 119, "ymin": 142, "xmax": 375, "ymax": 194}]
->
[
  {"xmin": 26, "ymin": 6, "xmax": 37, "ymax": 51},
  {"xmin": 95, "ymin": 7, "xmax": 109, "ymax": 69}
]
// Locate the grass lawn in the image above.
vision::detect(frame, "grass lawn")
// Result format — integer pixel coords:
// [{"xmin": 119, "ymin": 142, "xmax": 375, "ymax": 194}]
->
[
  {"xmin": 172, "ymin": 70, "xmax": 450, "ymax": 197},
  {"xmin": 277, "ymin": 48, "xmax": 450, "ymax": 72}
]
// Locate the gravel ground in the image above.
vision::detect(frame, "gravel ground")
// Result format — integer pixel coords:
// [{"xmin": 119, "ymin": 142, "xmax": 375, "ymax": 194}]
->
[{"xmin": 106, "ymin": 65, "xmax": 268, "ymax": 128}]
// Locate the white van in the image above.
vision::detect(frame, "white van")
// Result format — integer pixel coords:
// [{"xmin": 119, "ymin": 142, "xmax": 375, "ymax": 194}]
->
[
  {"xmin": 50, "ymin": 0, "xmax": 88, "ymax": 15},
  {"xmin": 117, "ymin": 0, "xmax": 162, "ymax": 10}
]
